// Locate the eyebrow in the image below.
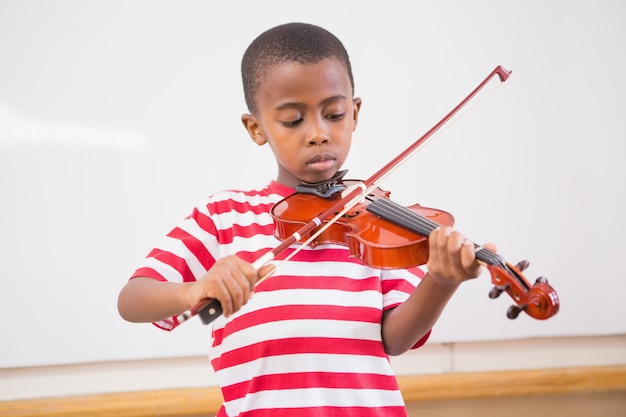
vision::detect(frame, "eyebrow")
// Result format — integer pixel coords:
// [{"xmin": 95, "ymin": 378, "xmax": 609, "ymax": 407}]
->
[{"xmin": 274, "ymin": 95, "xmax": 348, "ymax": 112}]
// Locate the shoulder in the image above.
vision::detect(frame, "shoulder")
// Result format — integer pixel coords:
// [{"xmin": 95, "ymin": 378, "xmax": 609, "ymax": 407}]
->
[
  {"xmin": 189, "ymin": 181, "xmax": 294, "ymax": 219},
  {"xmin": 204, "ymin": 181, "xmax": 294, "ymax": 210}
]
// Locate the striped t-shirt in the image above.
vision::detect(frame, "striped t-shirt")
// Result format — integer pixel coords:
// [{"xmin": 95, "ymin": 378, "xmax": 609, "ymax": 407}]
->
[{"xmin": 131, "ymin": 180, "xmax": 428, "ymax": 417}]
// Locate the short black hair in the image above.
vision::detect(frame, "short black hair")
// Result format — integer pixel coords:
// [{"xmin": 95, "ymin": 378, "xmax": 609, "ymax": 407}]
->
[{"xmin": 241, "ymin": 22, "xmax": 354, "ymax": 114}]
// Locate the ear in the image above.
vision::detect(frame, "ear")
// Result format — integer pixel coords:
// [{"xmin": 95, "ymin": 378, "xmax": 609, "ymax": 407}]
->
[
  {"xmin": 352, "ymin": 97, "xmax": 362, "ymax": 131},
  {"xmin": 241, "ymin": 113, "xmax": 266, "ymax": 146}
]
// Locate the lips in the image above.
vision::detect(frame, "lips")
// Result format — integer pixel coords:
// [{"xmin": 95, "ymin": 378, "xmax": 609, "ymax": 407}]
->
[{"xmin": 306, "ymin": 153, "xmax": 336, "ymax": 165}]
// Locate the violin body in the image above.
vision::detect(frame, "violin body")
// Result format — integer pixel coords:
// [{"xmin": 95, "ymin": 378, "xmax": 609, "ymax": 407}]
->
[
  {"xmin": 271, "ymin": 178, "xmax": 559, "ymax": 321},
  {"xmin": 271, "ymin": 182, "xmax": 454, "ymax": 269}
]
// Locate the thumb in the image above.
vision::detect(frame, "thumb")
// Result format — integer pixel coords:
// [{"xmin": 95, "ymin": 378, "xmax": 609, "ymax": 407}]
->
[
  {"xmin": 257, "ymin": 263, "xmax": 277, "ymax": 284},
  {"xmin": 483, "ymin": 242, "xmax": 497, "ymax": 253}
]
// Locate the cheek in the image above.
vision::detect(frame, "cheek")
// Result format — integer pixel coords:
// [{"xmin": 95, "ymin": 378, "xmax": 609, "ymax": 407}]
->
[{"xmin": 268, "ymin": 138, "xmax": 298, "ymax": 161}]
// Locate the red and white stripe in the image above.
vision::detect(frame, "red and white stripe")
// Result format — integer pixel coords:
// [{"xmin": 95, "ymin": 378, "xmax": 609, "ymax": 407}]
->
[{"xmin": 131, "ymin": 181, "xmax": 427, "ymax": 416}]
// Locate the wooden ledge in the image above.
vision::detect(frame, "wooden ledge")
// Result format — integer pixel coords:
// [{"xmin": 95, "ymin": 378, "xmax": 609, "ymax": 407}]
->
[
  {"xmin": 1, "ymin": 365, "xmax": 625, "ymax": 417},
  {"xmin": 398, "ymin": 365, "xmax": 626, "ymax": 402}
]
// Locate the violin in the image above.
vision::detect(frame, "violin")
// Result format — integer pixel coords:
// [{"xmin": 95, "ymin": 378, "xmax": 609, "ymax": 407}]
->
[
  {"xmin": 273, "ymin": 172, "xmax": 454, "ymax": 270},
  {"xmin": 272, "ymin": 171, "xmax": 559, "ymax": 321},
  {"xmin": 178, "ymin": 65, "xmax": 559, "ymax": 325}
]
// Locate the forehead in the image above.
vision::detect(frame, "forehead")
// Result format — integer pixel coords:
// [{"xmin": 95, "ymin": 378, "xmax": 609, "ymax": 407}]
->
[{"xmin": 256, "ymin": 58, "xmax": 352, "ymax": 109}]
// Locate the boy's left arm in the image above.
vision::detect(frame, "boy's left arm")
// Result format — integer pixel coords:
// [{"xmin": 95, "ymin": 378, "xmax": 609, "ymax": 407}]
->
[{"xmin": 381, "ymin": 226, "xmax": 492, "ymax": 355}]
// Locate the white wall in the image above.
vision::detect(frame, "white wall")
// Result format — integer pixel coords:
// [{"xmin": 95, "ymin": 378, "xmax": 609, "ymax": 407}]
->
[{"xmin": 1, "ymin": 0, "xmax": 625, "ymax": 373}]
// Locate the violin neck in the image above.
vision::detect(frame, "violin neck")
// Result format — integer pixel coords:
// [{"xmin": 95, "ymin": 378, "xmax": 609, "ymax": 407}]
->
[
  {"xmin": 366, "ymin": 197, "xmax": 439, "ymax": 237},
  {"xmin": 366, "ymin": 197, "xmax": 505, "ymax": 268}
]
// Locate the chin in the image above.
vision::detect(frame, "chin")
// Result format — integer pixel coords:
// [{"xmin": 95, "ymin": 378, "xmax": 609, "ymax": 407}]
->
[{"xmin": 312, "ymin": 171, "xmax": 336, "ymax": 182}]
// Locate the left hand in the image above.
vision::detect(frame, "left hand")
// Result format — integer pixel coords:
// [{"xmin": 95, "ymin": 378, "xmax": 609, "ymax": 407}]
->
[{"xmin": 427, "ymin": 227, "xmax": 495, "ymax": 285}]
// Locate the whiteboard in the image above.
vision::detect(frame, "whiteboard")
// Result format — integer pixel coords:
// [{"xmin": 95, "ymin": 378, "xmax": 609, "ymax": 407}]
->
[{"xmin": 1, "ymin": 0, "xmax": 625, "ymax": 368}]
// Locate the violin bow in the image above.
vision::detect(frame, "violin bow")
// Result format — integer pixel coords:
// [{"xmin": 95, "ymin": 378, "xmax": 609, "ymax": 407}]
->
[{"xmin": 177, "ymin": 65, "xmax": 512, "ymax": 325}]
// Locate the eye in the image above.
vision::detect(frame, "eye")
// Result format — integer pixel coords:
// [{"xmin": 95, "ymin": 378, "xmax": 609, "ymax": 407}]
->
[
  {"xmin": 326, "ymin": 112, "xmax": 345, "ymax": 121},
  {"xmin": 281, "ymin": 117, "xmax": 303, "ymax": 127}
]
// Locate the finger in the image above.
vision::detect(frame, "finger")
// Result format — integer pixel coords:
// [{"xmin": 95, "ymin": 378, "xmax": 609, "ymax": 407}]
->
[
  {"xmin": 452, "ymin": 232, "xmax": 481, "ymax": 281},
  {"xmin": 428, "ymin": 227, "xmax": 455, "ymax": 275},
  {"xmin": 446, "ymin": 230, "xmax": 467, "ymax": 267},
  {"xmin": 430, "ymin": 226, "xmax": 452, "ymax": 253},
  {"xmin": 426, "ymin": 227, "xmax": 442, "ymax": 269},
  {"xmin": 460, "ymin": 239, "xmax": 482, "ymax": 278},
  {"xmin": 212, "ymin": 279, "xmax": 234, "ymax": 317},
  {"xmin": 483, "ymin": 242, "xmax": 497, "ymax": 253},
  {"xmin": 257, "ymin": 263, "xmax": 277, "ymax": 284},
  {"xmin": 233, "ymin": 256, "xmax": 260, "ymax": 294},
  {"xmin": 224, "ymin": 267, "xmax": 254, "ymax": 314}
]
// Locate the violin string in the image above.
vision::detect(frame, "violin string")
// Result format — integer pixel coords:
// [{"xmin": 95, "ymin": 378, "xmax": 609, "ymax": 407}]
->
[
  {"xmin": 371, "ymin": 198, "xmax": 505, "ymax": 267},
  {"xmin": 372, "ymin": 198, "xmax": 440, "ymax": 235}
]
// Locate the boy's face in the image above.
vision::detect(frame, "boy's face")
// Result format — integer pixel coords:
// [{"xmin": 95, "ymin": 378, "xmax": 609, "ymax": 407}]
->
[{"xmin": 242, "ymin": 58, "xmax": 361, "ymax": 189}]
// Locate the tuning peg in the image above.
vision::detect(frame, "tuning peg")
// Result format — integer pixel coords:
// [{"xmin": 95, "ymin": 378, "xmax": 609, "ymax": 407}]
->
[
  {"xmin": 507, "ymin": 304, "xmax": 527, "ymax": 319},
  {"xmin": 515, "ymin": 259, "xmax": 530, "ymax": 272},
  {"xmin": 535, "ymin": 276, "xmax": 548, "ymax": 284},
  {"xmin": 488, "ymin": 283, "xmax": 510, "ymax": 299}
]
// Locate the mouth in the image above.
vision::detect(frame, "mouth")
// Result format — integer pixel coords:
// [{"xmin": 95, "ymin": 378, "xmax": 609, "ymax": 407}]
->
[{"xmin": 305, "ymin": 153, "xmax": 337, "ymax": 171}]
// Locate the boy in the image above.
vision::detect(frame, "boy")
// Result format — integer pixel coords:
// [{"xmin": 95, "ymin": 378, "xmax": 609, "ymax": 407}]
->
[{"xmin": 118, "ymin": 22, "xmax": 489, "ymax": 417}]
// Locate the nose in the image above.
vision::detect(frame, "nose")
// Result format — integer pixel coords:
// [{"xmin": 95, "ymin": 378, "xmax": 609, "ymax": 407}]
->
[
  {"xmin": 305, "ymin": 121, "xmax": 331, "ymax": 146},
  {"xmin": 307, "ymin": 135, "xmax": 329, "ymax": 146}
]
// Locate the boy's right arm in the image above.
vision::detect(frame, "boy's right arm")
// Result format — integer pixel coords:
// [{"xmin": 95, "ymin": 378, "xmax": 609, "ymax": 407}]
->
[
  {"xmin": 117, "ymin": 255, "xmax": 266, "ymax": 323},
  {"xmin": 117, "ymin": 277, "xmax": 195, "ymax": 323}
]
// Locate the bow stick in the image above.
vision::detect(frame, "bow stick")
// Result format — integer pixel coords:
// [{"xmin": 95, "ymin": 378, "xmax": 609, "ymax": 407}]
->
[{"xmin": 177, "ymin": 65, "xmax": 512, "ymax": 325}]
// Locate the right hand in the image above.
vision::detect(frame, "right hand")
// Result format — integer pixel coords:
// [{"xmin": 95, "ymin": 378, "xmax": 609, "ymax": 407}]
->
[{"xmin": 185, "ymin": 255, "xmax": 274, "ymax": 317}]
